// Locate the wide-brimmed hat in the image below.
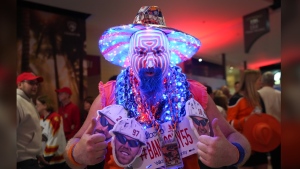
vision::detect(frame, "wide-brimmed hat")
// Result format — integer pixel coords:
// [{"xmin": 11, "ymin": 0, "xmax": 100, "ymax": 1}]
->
[
  {"xmin": 243, "ymin": 113, "xmax": 281, "ymax": 152},
  {"xmin": 99, "ymin": 6, "xmax": 201, "ymax": 68}
]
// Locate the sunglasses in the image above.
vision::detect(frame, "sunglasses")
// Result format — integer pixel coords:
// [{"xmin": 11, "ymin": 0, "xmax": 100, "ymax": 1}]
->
[
  {"xmin": 99, "ymin": 115, "xmax": 114, "ymax": 131},
  {"xmin": 191, "ymin": 117, "xmax": 208, "ymax": 127},
  {"xmin": 115, "ymin": 132, "xmax": 141, "ymax": 148},
  {"xmin": 24, "ymin": 80, "xmax": 39, "ymax": 86}
]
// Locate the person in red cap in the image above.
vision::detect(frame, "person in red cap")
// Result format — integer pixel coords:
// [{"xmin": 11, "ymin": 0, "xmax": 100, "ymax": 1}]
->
[
  {"xmin": 16, "ymin": 72, "xmax": 46, "ymax": 169},
  {"xmin": 55, "ymin": 87, "xmax": 81, "ymax": 141}
]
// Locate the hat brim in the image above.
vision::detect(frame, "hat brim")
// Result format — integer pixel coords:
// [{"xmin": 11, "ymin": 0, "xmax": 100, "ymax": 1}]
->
[
  {"xmin": 55, "ymin": 89, "xmax": 72, "ymax": 95},
  {"xmin": 243, "ymin": 114, "xmax": 281, "ymax": 152},
  {"xmin": 28, "ymin": 76, "xmax": 44, "ymax": 83},
  {"xmin": 99, "ymin": 24, "xmax": 201, "ymax": 67},
  {"xmin": 98, "ymin": 111, "xmax": 114, "ymax": 122},
  {"xmin": 112, "ymin": 131, "xmax": 146, "ymax": 146}
]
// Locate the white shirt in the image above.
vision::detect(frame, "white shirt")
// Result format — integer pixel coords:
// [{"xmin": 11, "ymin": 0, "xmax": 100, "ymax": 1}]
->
[{"xmin": 258, "ymin": 86, "xmax": 281, "ymax": 122}]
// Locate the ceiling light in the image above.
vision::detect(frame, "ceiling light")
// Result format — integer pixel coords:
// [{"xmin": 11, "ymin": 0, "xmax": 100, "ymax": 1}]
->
[{"xmin": 198, "ymin": 58, "xmax": 202, "ymax": 62}]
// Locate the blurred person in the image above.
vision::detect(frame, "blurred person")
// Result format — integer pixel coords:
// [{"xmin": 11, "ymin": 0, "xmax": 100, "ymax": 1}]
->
[
  {"xmin": 213, "ymin": 90, "xmax": 228, "ymax": 119},
  {"xmin": 205, "ymin": 85, "xmax": 227, "ymax": 118},
  {"xmin": 82, "ymin": 96, "xmax": 95, "ymax": 124},
  {"xmin": 221, "ymin": 85, "xmax": 232, "ymax": 101},
  {"xmin": 55, "ymin": 87, "xmax": 81, "ymax": 141},
  {"xmin": 234, "ymin": 81, "xmax": 240, "ymax": 93},
  {"xmin": 231, "ymin": 81, "xmax": 241, "ymax": 101},
  {"xmin": 213, "ymin": 89, "xmax": 224, "ymax": 97},
  {"xmin": 227, "ymin": 70, "xmax": 268, "ymax": 169},
  {"xmin": 204, "ymin": 84, "xmax": 213, "ymax": 98},
  {"xmin": 63, "ymin": 6, "xmax": 251, "ymax": 169},
  {"xmin": 258, "ymin": 71, "xmax": 281, "ymax": 169},
  {"xmin": 17, "ymin": 72, "xmax": 45, "ymax": 169},
  {"xmin": 36, "ymin": 95, "xmax": 67, "ymax": 169},
  {"xmin": 258, "ymin": 72, "xmax": 281, "ymax": 121}
]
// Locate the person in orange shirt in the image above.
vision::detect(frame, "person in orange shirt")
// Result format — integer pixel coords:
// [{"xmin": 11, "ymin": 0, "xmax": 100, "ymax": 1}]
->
[
  {"xmin": 227, "ymin": 70, "xmax": 268, "ymax": 169},
  {"xmin": 64, "ymin": 6, "xmax": 251, "ymax": 169}
]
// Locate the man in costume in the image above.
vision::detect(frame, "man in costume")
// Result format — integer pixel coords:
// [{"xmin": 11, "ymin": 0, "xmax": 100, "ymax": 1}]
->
[{"xmin": 64, "ymin": 6, "xmax": 251, "ymax": 169}]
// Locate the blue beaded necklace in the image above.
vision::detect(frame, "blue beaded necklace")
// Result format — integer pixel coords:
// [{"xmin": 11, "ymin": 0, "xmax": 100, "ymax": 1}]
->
[{"xmin": 115, "ymin": 66, "xmax": 191, "ymax": 129}]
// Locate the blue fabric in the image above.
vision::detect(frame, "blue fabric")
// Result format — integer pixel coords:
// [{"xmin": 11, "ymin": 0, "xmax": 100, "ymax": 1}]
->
[{"xmin": 231, "ymin": 142, "xmax": 245, "ymax": 166}]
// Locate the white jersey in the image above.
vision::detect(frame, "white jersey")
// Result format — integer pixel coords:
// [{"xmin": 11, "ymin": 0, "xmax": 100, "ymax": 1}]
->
[{"xmin": 40, "ymin": 112, "xmax": 66, "ymax": 164}]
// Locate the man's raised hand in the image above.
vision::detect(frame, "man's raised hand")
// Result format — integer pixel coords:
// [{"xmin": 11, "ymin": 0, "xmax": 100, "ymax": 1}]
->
[
  {"xmin": 197, "ymin": 118, "xmax": 239, "ymax": 168},
  {"xmin": 73, "ymin": 118, "xmax": 107, "ymax": 165}
]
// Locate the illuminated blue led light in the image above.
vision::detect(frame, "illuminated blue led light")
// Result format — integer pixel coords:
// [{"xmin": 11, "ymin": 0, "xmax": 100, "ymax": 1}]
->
[{"xmin": 99, "ymin": 25, "xmax": 201, "ymax": 68}]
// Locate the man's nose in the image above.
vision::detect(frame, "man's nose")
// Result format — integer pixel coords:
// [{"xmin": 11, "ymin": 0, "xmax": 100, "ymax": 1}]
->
[
  {"xmin": 145, "ymin": 55, "xmax": 155, "ymax": 68},
  {"xmin": 124, "ymin": 141, "xmax": 130, "ymax": 148}
]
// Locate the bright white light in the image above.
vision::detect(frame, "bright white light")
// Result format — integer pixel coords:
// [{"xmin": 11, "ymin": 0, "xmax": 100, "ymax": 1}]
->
[
  {"xmin": 274, "ymin": 72, "xmax": 281, "ymax": 84},
  {"xmin": 198, "ymin": 58, "xmax": 202, "ymax": 62}
]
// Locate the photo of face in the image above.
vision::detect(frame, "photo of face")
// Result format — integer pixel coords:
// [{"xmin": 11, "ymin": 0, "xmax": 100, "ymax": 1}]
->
[
  {"xmin": 94, "ymin": 114, "xmax": 115, "ymax": 141},
  {"xmin": 114, "ymin": 132, "xmax": 143, "ymax": 166},
  {"xmin": 190, "ymin": 116, "xmax": 210, "ymax": 136}
]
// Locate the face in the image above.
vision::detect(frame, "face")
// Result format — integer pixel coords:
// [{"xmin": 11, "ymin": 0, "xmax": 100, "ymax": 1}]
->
[
  {"xmin": 94, "ymin": 114, "xmax": 115, "ymax": 141},
  {"xmin": 114, "ymin": 132, "xmax": 142, "ymax": 165},
  {"xmin": 129, "ymin": 29, "xmax": 170, "ymax": 79},
  {"xmin": 190, "ymin": 116, "xmax": 210, "ymax": 136},
  {"xmin": 58, "ymin": 92, "xmax": 69, "ymax": 102},
  {"xmin": 18, "ymin": 80, "xmax": 39, "ymax": 98},
  {"xmin": 234, "ymin": 83, "xmax": 240, "ymax": 92},
  {"xmin": 255, "ymin": 76, "xmax": 262, "ymax": 90},
  {"xmin": 35, "ymin": 100, "xmax": 46, "ymax": 115},
  {"xmin": 84, "ymin": 101, "xmax": 91, "ymax": 111}
]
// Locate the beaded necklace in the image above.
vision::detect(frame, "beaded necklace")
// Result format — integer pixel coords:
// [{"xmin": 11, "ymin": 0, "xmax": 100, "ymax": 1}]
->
[{"xmin": 115, "ymin": 66, "xmax": 191, "ymax": 130}]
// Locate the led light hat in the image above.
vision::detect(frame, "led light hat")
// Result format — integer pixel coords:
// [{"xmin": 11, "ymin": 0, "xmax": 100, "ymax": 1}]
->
[
  {"xmin": 110, "ymin": 118, "xmax": 147, "ymax": 145},
  {"xmin": 97, "ymin": 104, "xmax": 128, "ymax": 123},
  {"xmin": 99, "ymin": 6, "xmax": 201, "ymax": 67}
]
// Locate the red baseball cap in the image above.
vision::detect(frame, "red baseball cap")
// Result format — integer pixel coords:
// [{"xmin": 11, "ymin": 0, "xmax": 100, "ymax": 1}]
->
[
  {"xmin": 16, "ymin": 72, "xmax": 44, "ymax": 84},
  {"xmin": 55, "ymin": 87, "xmax": 72, "ymax": 95}
]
